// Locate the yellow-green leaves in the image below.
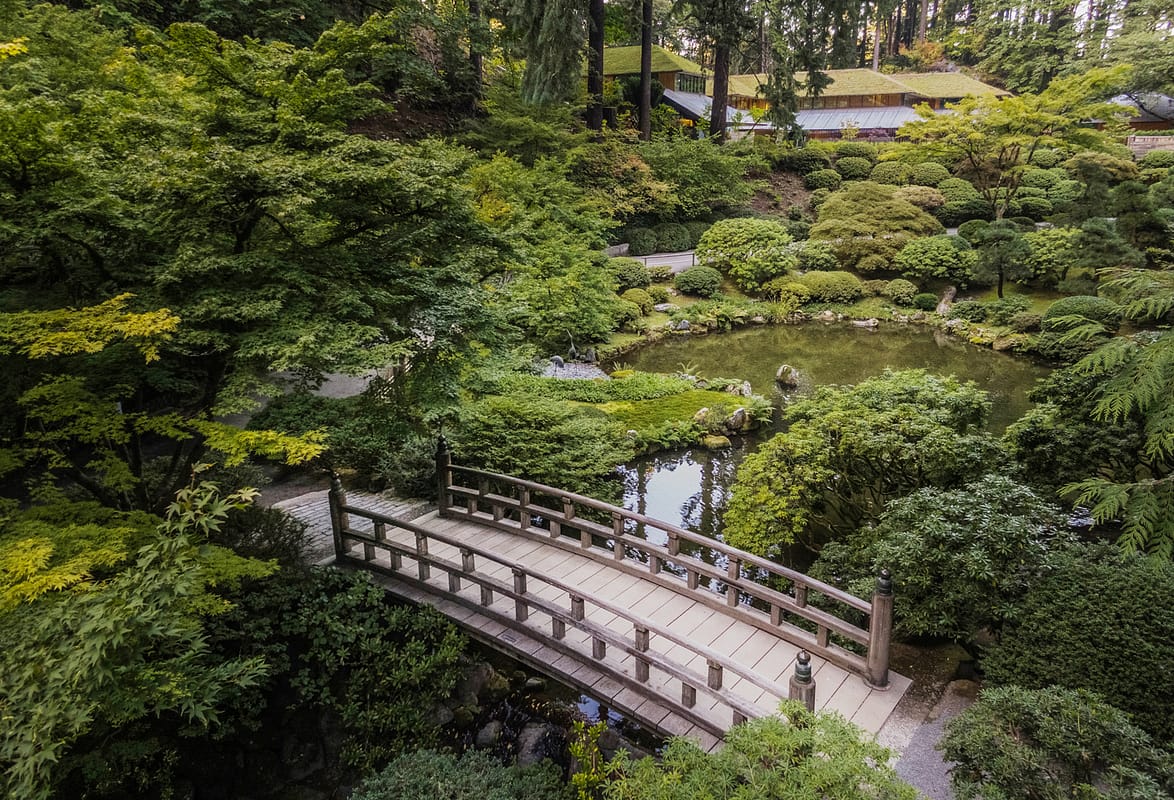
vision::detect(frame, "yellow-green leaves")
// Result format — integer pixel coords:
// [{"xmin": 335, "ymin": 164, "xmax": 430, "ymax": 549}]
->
[{"xmin": 0, "ymin": 294, "xmax": 179, "ymax": 362}]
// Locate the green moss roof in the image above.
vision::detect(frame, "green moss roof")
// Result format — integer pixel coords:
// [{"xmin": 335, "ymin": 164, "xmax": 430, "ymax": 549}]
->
[
  {"xmin": 718, "ymin": 69, "xmax": 1010, "ymax": 100},
  {"xmin": 598, "ymin": 45, "xmax": 704, "ymax": 77}
]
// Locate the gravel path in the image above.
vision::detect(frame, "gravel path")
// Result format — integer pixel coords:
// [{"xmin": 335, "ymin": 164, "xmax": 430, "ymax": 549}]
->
[{"xmin": 894, "ymin": 680, "xmax": 979, "ymax": 799}]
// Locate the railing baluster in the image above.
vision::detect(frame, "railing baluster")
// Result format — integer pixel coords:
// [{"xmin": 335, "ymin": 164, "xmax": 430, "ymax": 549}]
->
[
  {"xmin": 461, "ymin": 548, "xmax": 475, "ymax": 573},
  {"xmin": 667, "ymin": 531, "xmax": 679, "ymax": 556},
  {"xmin": 687, "ymin": 569, "xmax": 699, "ymax": 590},
  {"xmin": 592, "ymin": 637, "xmax": 606, "ymax": 660},
  {"xmin": 634, "ymin": 626, "xmax": 650, "ymax": 682},
  {"xmin": 480, "ymin": 584, "xmax": 494, "ymax": 606},
  {"xmin": 707, "ymin": 660, "xmax": 723, "ymax": 690},
  {"xmin": 649, "ymin": 553, "xmax": 661, "ymax": 575},
  {"xmin": 727, "ymin": 558, "xmax": 740, "ymax": 608},
  {"xmin": 448, "ymin": 570, "xmax": 461, "ymax": 592},
  {"xmin": 681, "ymin": 684, "xmax": 696, "ymax": 708},
  {"xmin": 513, "ymin": 568, "xmax": 528, "ymax": 622},
  {"xmin": 519, "ymin": 488, "xmax": 530, "ymax": 530},
  {"xmin": 415, "ymin": 532, "xmax": 430, "ymax": 580},
  {"xmin": 363, "ymin": 542, "xmax": 375, "ymax": 561},
  {"xmin": 373, "ymin": 520, "xmax": 386, "ymax": 542},
  {"xmin": 795, "ymin": 584, "xmax": 808, "ymax": 608},
  {"xmin": 866, "ymin": 569, "xmax": 894, "ymax": 689},
  {"xmin": 570, "ymin": 595, "xmax": 585, "ymax": 621},
  {"xmin": 552, "ymin": 617, "xmax": 566, "ymax": 640},
  {"xmin": 612, "ymin": 512, "xmax": 624, "ymax": 561}
]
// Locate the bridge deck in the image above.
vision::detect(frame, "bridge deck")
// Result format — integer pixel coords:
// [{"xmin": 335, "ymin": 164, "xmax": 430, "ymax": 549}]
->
[{"xmin": 300, "ymin": 490, "xmax": 911, "ymax": 745}]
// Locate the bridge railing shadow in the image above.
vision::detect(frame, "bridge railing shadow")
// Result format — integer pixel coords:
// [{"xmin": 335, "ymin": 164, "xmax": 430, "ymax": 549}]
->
[{"xmin": 433, "ymin": 443, "xmax": 893, "ymax": 690}]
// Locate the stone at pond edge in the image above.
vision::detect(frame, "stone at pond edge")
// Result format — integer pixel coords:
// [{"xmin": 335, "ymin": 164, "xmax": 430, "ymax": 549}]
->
[
  {"xmin": 852, "ymin": 318, "xmax": 879, "ymax": 328},
  {"xmin": 452, "ymin": 705, "xmax": 479, "ymax": 730},
  {"xmin": 675, "ymin": 320, "xmax": 692, "ymax": 332},
  {"xmin": 725, "ymin": 407, "xmax": 748, "ymax": 432},
  {"xmin": 524, "ymin": 676, "xmax": 548, "ymax": 693},
  {"xmin": 751, "ymin": 315, "xmax": 767, "ymax": 324},
  {"xmin": 692, "ymin": 407, "xmax": 710, "ymax": 424},
  {"xmin": 702, "ymin": 434, "xmax": 732, "ymax": 450},
  {"xmin": 516, "ymin": 722, "xmax": 567, "ymax": 768},
  {"xmin": 475, "ymin": 720, "xmax": 505, "ymax": 748},
  {"xmin": 653, "ymin": 303, "xmax": 674, "ymax": 312},
  {"xmin": 724, "ymin": 380, "xmax": 752, "ymax": 397},
  {"xmin": 992, "ymin": 336, "xmax": 1017, "ymax": 351},
  {"xmin": 775, "ymin": 364, "xmax": 799, "ymax": 387},
  {"xmin": 816, "ymin": 309, "xmax": 837, "ymax": 322}
]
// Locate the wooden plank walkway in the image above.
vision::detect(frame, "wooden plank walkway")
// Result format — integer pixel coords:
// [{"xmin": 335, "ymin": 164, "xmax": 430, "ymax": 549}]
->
[{"xmin": 279, "ymin": 490, "xmax": 910, "ymax": 747}]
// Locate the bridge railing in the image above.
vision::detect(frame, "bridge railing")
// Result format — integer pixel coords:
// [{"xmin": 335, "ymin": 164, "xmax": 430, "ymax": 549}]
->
[
  {"xmin": 330, "ymin": 483, "xmax": 785, "ymax": 734},
  {"xmin": 435, "ymin": 440, "xmax": 893, "ymax": 689}
]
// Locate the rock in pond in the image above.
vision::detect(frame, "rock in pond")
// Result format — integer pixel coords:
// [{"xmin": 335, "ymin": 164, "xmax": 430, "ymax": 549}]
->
[
  {"xmin": 815, "ymin": 309, "xmax": 837, "ymax": 322},
  {"xmin": 653, "ymin": 303, "xmax": 674, "ymax": 312},
  {"xmin": 674, "ymin": 320, "xmax": 692, "ymax": 332},
  {"xmin": 475, "ymin": 720, "xmax": 504, "ymax": 748},
  {"xmin": 516, "ymin": 722, "xmax": 566, "ymax": 768},
  {"xmin": 725, "ymin": 407, "xmax": 749, "ymax": 432},
  {"xmin": 775, "ymin": 364, "xmax": 799, "ymax": 387},
  {"xmin": 852, "ymin": 318, "xmax": 879, "ymax": 328},
  {"xmin": 701, "ymin": 434, "xmax": 732, "ymax": 450},
  {"xmin": 724, "ymin": 380, "xmax": 752, "ymax": 397}
]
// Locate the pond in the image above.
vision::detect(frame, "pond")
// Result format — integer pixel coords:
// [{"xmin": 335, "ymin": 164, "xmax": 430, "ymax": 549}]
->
[{"xmin": 613, "ymin": 322, "xmax": 1053, "ymax": 542}]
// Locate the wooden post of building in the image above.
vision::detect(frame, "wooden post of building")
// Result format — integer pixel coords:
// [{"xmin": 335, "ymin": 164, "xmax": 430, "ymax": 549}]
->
[
  {"xmin": 328, "ymin": 473, "xmax": 348, "ymax": 558},
  {"xmin": 435, "ymin": 435, "xmax": 451, "ymax": 517},
  {"xmin": 788, "ymin": 650, "xmax": 816, "ymax": 712},
  {"xmin": 867, "ymin": 569, "xmax": 894, "ymax": 689}
]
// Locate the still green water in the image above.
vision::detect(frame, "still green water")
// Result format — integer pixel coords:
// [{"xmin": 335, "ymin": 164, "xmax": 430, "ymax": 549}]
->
[{"xmin": 614, "ymin": 322, "xmax": 1052, "ymax": 543}]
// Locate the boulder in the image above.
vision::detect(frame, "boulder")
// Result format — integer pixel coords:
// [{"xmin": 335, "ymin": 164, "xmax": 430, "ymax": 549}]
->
[
  {"xmin": 992, "ymin": 336, "xmax": 1017, "ymax": 351},
  {"xmin": 516, "ymin": 722, "xmax": 565, "ymax": 768},
  {"xmin": 675, "ymin": 320, "xmax": 692, "ymax": 332},
  {"xmin": 475, "ymin": 720, "xmax": 505, "ymax": 748},
  {"xmin": 912, "ymin": 311, "xmax": 926, "ymax": 321},
  {"xmin": 725, "ymin": 407, "xmax": 747, "ymax": 431},
  {"xmin": 851, "ymin": 318, "xmax": 879, "ymax": 328},
  {"xmin": 724, "ymin": 380, "xmax": 752, "ymax": 397},
  {"xmin": 701, "ymin": 434, "xmax": 732, "ymax": 450},
  {"xmin": 523, "ymin": 676, "xmax": 548, "ymax": 693},
  {"xmin": 936, "ymin": 286, "xmax": 958, "ymax": 315},
  {"xmin": 750, "ymin": 315, "xmax": 767, "ymax": 324},
  {"xmin": 692, "ymin": 407, "xmax": 710, "ymax": 424},
  {"xmin": 653, "ymin": 303, "xmax": 674, "ymax": 313},
  {"xmin": 816, "ymin": 309, "xmax": 837, "ymax": 322},
  {"xmin": 775, "ymin": 364, "xmax": 799, "ymax": 387}
]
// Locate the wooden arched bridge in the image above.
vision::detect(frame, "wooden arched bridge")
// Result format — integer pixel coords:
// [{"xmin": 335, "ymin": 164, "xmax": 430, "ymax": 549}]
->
[{"xmin": 326, "ymin": 441, "xmax": 910, "ymax": 750}]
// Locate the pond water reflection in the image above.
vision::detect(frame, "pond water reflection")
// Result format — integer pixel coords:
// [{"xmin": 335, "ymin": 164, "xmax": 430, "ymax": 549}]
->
[{"xmin": 614, "ymin": 323, "xmax": 1053, "ymax": 550}]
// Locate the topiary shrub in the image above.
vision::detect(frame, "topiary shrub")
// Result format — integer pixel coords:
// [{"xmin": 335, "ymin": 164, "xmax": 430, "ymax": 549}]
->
[
  {"xmin": 614, "ymin": 299, "xmax": 642, "ymax": 329},
  {"xmin": 949, "ymin": 300, "xmax": 988, "ymax": 322},
  {"xmin": 894, "ymin": 234, "xmax": 972, "ymax": 281},
  {"xmin": 620, "ymin": 287, "xmax": 654, "ymax": 314},
  {"xmin": 809, "ymin": 187, "xmax": 832, "ymax": 207},
  {"xmin": 796, "ymin": 270, "xmax": 863, "ymax": 303},
  {"xmin": 883, "ymin": 278, "xmax": 919, "ymax": 305},
  {"xmin": 892, "ymin": 185, "xmax": 946, "ymax": 212},
  {"xmin": 987, "ymin": 294, "xmax": 1031, "ymax": 325},
  {"xmin": 1008, "ymin": 311, "xmax": 1042, "ymax": 332},
  {"xmin": 647, "ymin": 285, "xmax": 669, "ymax": 303},
  {"xmin": 938, "ymin": 198, "xmax": 993, "ymax": 226},
  {"xmin": 673, "ymin": 265, "xmax": 723, "ymax": 298},
  {"xmin": 1009, "ymin": 215, "xmax": 1038, "ymax": 231},
  {"xmin": 778, "ymin": 144, "xmax": 831, "ymax": 174},
  {"xmin": 805, "ymin": 168, "xmax": 843, "ymax": 190},
  {"xmin": 834, "ymin": 141, "xmax": 878, "ymax": 163},
  {"xmin": 695, "ymin": 217, "xmax": 796, "ymax": 293},
  {"xmin": 609, "ymin": 257, "xmax": 651, "ymax": 291},
  {"xmin": 1139, "ymin": 149, "xmax": 1174, "ymax": 169},
  {"xmin": 1020, "ymin": 168, "xmax": 1061, "ymax": 190},
  {"xmin": 626, "ymin": 227, "xmax": 658, "ymax": 256},
  {"xmin": 762, "ymin": 278, "xmax": 811, "ymax": 305},
  {"xmin": 784, "ymin": 219, "xmax": 810, "ymax": 240},
  {"xmin": 982, "ymin": 544, "xmax": 1174, "ymax": 744},
  {"xmin": 956, "ymin": 218, "xmax": 990, "ymax": 243},
  {"xmin": 912, "ymin": 292, "xmax": 939, "ymax": 311},
  {"xmin": 1049, "ymin": 178, "xmax": 1084, "ymax": 204},
  {"xmin": 795, "ymin": 239, "xmax": 839, "ymax": 271},
  {"xmin": 1043, "ymin": 295, "xmax": 1121, "ymax": 332},
  {"xmin": 834, "ymin": 156, "xmax": 873, "ymax": 181},
  {"xmin": 857, "ymin": 253, "xmax": 890, "ymax": 273},
  {"xmin": 645, "ymin": 264, "xmax": 673, "ymax": 282},
  {"xmin": 684, "ymin": 220, "xmax": 711, "ymax": 247},
  {"xmin": 653, "ymin": 222, "xmax": 692, "ymax": 253},
  {"xmin": 941, "ymin": 686, "xmax": 1174, "ymax": 800},
  {"xmin": 861, "ymin": 279, "xmax": 888, "ymax": 297},
  {"xmin": 937, "ymin": 177, "xmax": 982, "ymax": 201},
  {"xmin": 909, "ymin": 161, "xmax": 952, "ymax": 187},
  {"xmin": 1028, "ymin": 148, "xmax": 1063, "ymax": 168},
  {"xmin": 869, "ymin": 162, "xmax": 910, "ymax": 185}
]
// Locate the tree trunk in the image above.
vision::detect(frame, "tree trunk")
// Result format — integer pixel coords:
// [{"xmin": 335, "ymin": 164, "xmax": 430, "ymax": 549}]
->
[
  {"xmin": 872, "ymin": 7, "xmax": 883, "ymax": 70},
  {"xmin": 639, "ymin": 0, "xmax": 652, "ymax": 141},
  {"xmin": 709, "ymin": 41, "xmax": 730, "ymax": 141},
  {"xmin": 918, "ymin": 0, "xmax": 929, "ymax": 42},
  {"xmin": 586, "ymin": 0, "xmax": 605, "ymax": 131},
  {"xmin": 468, "ymin": 0, "xmax": 483, "ymax": 104},
  {"xmin": 996, "ymin": 269, "xmax": 1005, "ymax": 299}
]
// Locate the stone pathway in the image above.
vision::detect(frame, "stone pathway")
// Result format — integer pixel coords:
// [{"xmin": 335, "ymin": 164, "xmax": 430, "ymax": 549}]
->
[{"xmin": 894, "ymin": 681, "xmax": 978, "ymax": 799}]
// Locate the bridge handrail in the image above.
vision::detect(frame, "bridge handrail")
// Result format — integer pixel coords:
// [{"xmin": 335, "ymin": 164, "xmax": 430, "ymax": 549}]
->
[
  {"xmin": 333, "ymin": 500, "xmax": 771, "ymax": 730},
  {"xmin": 436, "ymin": 456, "xmax": 892, "ymax": 688},
  {"xmin": 446, "ymin": 464, "xmax": 871, "ymax": 614}
]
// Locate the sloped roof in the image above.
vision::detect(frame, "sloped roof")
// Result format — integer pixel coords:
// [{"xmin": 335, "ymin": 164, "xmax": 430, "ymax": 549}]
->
[
  {"xmin": 1111, "ymin": 93, "xmax": 1174, "ymax": 123},
  {"xmin": 795, "ymin": 105, "xmax": 926, "ymax": 132},
  {"xmin": 661, "ymin": 89, "xmax": 742, "ymax": 124},
  {"xmin": 599, "ymin": 45, "xmax": 704, "ymax": 77},
  {"xmin": 718, "ymin": 69, "xmax": 1008, "ymax": 100},
  {"xmin": 891, "ymin": 72, "xmax": 1010, "ymax": 98}
]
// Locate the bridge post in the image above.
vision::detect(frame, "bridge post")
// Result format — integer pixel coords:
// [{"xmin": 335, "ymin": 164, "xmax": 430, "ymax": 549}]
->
[
  {"xmin": 866, "ymin": 569, "xmax": 894, "ymax": 689},
  {"xmin": 435, "ymin": 435, "xmax": 451, "ymax": 517},
  {"xmin": 513, "ymin": 568, "xmax": 528, "ymax": 621},
  {"xmin": 634, "ymin": 626, "xmax": 650, "ymax": 682},
  {"xmin": 788, "ymin": 650, "xmax": 816, "ymax": 712},
  {"xmin": 328, "ymin": 473, "xmax": 348, "ymax": 558}
]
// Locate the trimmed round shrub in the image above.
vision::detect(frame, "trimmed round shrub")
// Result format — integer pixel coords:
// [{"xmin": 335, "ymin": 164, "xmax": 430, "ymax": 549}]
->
[
  {"xmin": 1017, "ymin": 186, "xmax": 1048, "ymax": 199},
  {"xmin": 1028, "ymin": 148, "xmax": 1063, "ymax": 168},
  {"xmin": 645, "ymin": 264, "xmax": 673, "ymax": 282},
  {"xmin": 983, "ymin": 544, "xmax": 1174, "ymax": 744},
  {"xmin": 857, "ymin": 254, "xmax": 890, "ymax": 273},
  {"xmin": 779, "ymin": 144, "xmax": 831, "ymax": 174},
  {"xmin": 805, "ymin": 169, "xmax": 843, "ymax": 190},
  {"xmin": 834, "ymin": 141, "xmax": 878, "ymax": 163},
  {"xmin": 1049, "ymin": 179, "xmax": 1084, "ymax": 204},
  {"xmin": 909, "ymin": 161, "xmax": 952, "ymax": 187},
  {"xmin": 684, "ymin": 220, "xmax": 711, "ymax": 247},
  {"xmin": 894, "ymin": 234, "xmax": 972, "ymax": 281},
  {"xmin": 835, "ymin": 156, "xmax": 873, "ymax": 181},
  {"xmin": 913, "ymin": 292, "xmax": 939, "ymax": 311},
  {"xmin": 609, "ymin": 257, "xmax": 650, "ymax": 291},
  {"xmin": 937, "ymin": 177, "xmax": 982, "ymax": 202},
  {"xmin": 1017, "ymin": 196, "xmax": 1053, "ymax": 220},
  {"xmin": 647, "ymin": 285, "xmax": 670, "ymax": 303},
  {"xmin": 861, "ymin": 279, "xmax": 889, "ymax": 297},
  {"xmin": 809, "ymin": 187, "xmax": 832, "ymax": 207},
  {"xmin": 762, "ymin": 278, "xmax": 811, "ymax": 304},
  {"xmin": 795, "ymin": 240, "xmax": 839, "ymax": 271},
  {"xmin": 695, "ymin": 217, "xmax": 797, "ymax": 293},
  {"xmin": 1009, "ymin": 215, "xmax": 1038, "ymax": 231},
  {"xmin": 620, "ymin": 287, "xmax": 654, "ymax": 314},
  {"xmin": 1008, "ymin": 311, "xmax": 1042, "ymax": 332},
  {"xmin": 1020, "ymin": 168, "xmax": 1061, "ymax": 190},
  {"xmin": 626, "ymin": 227, "xmax": 658, "ymax": 256},
  {"xmin": 988, "ymin": 295, "xmax": 1031, "ymax": 325},
  {"xmin": 869, "ymin": 162, "xmax": 910, "ymax": 185},
  {"xmin": 614, "ymin": 299, "xmax": 642, "ymax": 328},
  {"xmin": 1043, "ymin": 295, "xmax": 1121, "ymax": 331},
  {"xmin": 938, "ymin": 199, "xmax": 993, "ymax": 226},
  {"xmin": 883, "ymin": 278, "xmax": 919, "ymax": 305},
  {"xmin": 892, "ymin": 185, "xmax": 946, "ymax": 212},
  {"xmin": 949, "ymin": 300, "xmax": 988, "ymax": 322},
  {"xmin": 1139, "ymin": 149, "xmax": 1174, "ymax": 169},
  {"xmin": 796, "ymin": 270, "xmax": 863, "ymax": 303},
  {"xmin": 673, "ymin": 265, "xmax": 723, "ymax": 298},
  {"xmin": 955, "ymin": 219, "xmax": 990, "ymax": 243},
  {"xmin": 653, "ymin": 222, "xmax": 692, "ymax": 253}
]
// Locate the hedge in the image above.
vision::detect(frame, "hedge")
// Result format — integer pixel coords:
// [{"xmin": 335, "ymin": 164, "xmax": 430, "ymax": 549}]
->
[
  {"xmin": 795, "ymin": 270, "xmax": 863, "ymax": 303},
  {"xmin": 627, "ymin": 227, "xmax": 658, "ymax": 256},
  {"xmin": 673, "ymin": 265, "xmax": 723, "ymax": 297}
]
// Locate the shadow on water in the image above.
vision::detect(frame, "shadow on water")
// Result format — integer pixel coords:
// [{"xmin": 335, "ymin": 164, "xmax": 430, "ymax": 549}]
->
[{"xmin": 613, "ymin": 323, "xmax": 1053, "ymax": 565}]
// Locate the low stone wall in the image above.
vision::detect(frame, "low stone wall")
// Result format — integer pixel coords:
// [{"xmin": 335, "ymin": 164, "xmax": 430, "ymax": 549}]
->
[{"xmin": 1127, "ymin": 135, "xmax": 1174, "ymax": 158}]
